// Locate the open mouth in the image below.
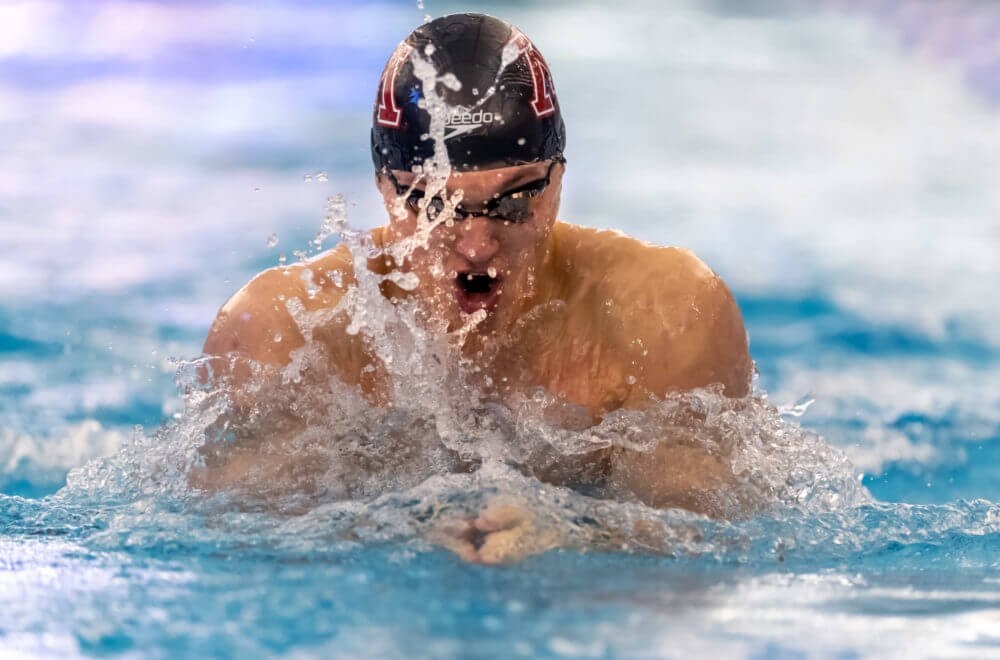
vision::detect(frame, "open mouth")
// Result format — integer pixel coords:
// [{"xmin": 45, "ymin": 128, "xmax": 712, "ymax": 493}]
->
[{"xmin": 455, "ymin": 272, "xmax": 502, "ymax": 314}]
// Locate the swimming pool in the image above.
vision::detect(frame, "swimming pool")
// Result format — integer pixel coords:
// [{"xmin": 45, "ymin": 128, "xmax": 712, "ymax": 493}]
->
[{"xmin": 3, "ymin": 0, "xmax": 1000, "ymax": 656}]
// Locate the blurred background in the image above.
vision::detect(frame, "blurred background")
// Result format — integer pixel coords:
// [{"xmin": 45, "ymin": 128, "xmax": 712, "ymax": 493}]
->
[{"xmin": 2, "ymin": 0, "xmax": 999, "ymax": 502}]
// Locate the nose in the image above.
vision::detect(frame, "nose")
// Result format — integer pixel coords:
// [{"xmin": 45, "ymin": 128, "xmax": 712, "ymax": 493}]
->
[{"xmin": 453, "ymin": 216, "xmax": 499, "ymax": 265}]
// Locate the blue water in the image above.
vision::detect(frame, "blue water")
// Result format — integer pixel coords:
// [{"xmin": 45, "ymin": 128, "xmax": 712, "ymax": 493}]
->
[{"xmin": 4, "ymin": 0, "xmax": 1000, "ymax": 657}]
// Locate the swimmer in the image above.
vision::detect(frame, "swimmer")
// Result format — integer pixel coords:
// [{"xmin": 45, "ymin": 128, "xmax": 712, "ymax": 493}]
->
[{"xmin": 200, "ymin": 14, "xmax": 752, "ymax": 562}]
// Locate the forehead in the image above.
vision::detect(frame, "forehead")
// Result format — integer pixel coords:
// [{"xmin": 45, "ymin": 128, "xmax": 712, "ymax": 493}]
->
[{"xmin": 390, "ymin": 161, "xmax": 551, "ymax": 196}]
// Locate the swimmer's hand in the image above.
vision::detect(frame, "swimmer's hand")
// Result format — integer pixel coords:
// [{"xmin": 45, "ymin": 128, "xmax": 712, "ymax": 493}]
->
[{"xmin": 430, "ymin": 498, "xmax": 560, "ymax": 565}]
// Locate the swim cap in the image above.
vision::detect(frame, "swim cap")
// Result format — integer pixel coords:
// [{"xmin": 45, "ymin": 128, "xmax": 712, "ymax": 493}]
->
[{"xmin": 371, "ymin": 13, "xmax": 566, "ymax": 172}]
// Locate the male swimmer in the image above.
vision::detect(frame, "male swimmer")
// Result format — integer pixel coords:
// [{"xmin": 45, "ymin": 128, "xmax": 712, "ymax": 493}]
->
[{"xmin": 201, "ymin": 14, "xmax": 752, "ymax": 562}]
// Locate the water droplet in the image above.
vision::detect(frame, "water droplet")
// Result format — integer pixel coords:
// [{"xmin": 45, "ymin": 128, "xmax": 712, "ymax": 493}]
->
[
  {"xmin": 517, "ymin": 137, "xmax": 526, "ymax": 146},
  {"xmin": 314, "ymin": 193, "xmax": 347, "ymax": 250},
  {"xmin": 301, "ymin": 268, "xmax": 321, "ymax": 298},
  {"xmin": 274, "ymin": 333, "xmax": 282, "ymax": 343},
  {"xmin": 387, "ymin": 271, "xmax": 420, "ymax": 291},
  {"xmin": 315, "ymin": 171, "xmax": 328, "ymax": 182},
  {"xmin": 626, "ymin": 375, "xmax": 637, "ymax": 385},
  {"xmin": 472, "ymin": 87, "xmax": 479, "ymax": 96},
  {"xmin": 266, "ymin": 233, "xmax": 278, "ymax": 247},
  {"xmin": 278, "ymin": 253, "xmax": 287, "ymax": 264},
  {"xmin": 253, "ymin": 187, "xmax": 261, "ymax": 192},
  {"xmin": 303, "ymin": 174, "xmax": 313, "ymax": 183}
]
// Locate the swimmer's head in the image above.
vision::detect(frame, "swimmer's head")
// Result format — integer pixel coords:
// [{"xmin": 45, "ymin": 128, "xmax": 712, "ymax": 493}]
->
[
  {"xmin": 370, "ymin": 13, "xmax": 566, "ymax": 172},
  {"xmin": 372, "ymin": 15, "xmax": 566, "ymax": 336}
]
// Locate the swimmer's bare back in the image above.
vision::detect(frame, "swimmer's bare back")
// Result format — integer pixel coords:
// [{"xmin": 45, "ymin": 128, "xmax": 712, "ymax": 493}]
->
[{"xmin": 199, "ymin": 221, "xmax": 752, "ymax": 518}]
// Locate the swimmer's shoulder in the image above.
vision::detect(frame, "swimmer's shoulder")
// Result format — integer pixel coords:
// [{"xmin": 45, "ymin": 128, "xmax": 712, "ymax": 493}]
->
[
  {"xmin": 202, "ymin": 231, "xmax": 375, "ymax": 365},
  {"xmin": 552, "ymin": 222, "xmax": 751, "ymax": 397},
  {"xmin": 551, "ymin": 222, "xmax": 718, "ymax": 301}
]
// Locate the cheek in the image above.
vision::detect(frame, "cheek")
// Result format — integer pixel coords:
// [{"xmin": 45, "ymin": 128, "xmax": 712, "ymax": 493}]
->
[{"xmin": 498, "ymin": 227, "xmax": 545, "ymax": 260}]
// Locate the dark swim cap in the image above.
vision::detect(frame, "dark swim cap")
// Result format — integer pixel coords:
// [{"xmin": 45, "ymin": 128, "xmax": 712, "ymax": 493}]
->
[{"xmin": 371, "ymin": 13, "xmax": 566, "ymax": 172}]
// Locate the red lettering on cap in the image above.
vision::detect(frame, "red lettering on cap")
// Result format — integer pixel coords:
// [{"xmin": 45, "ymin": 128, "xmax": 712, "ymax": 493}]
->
[
  {"xmin": 507, "ymin": 30, "xmax": 557, "ymax": 118},
  {"xmin": 376, "ymin": 43, "xmax": 413, "ymax": 128}
]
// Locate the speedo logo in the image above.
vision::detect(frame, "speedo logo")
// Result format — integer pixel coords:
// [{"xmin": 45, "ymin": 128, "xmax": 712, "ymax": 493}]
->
[{"xmin": 444, "ymin": 110, "xmax": 500, "ymax": 140}]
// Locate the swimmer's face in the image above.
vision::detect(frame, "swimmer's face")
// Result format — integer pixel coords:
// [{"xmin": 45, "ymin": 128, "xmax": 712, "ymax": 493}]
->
[{"xmin": 376, "ymin": 160, "xmax": 564, "ymax": 331}]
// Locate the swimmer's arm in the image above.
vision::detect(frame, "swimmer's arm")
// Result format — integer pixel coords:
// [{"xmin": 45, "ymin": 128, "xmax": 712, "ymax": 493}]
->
[
  {"xmin": 191, "ymin": 269, "xmax": 308, "ymax": 491},
  {"xmin": 196, "ymin": 263, "xmax": 357, "ymax": 492},
  {"xmin": 610, "ymin": 267, "xmax": 752, "ymax": 517}
]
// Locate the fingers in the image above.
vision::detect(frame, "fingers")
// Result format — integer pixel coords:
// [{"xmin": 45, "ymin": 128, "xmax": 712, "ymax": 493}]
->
[
  {"xmin": 427, "ymin": 517, "xmax": 480, "ymax": 562},
  {"xmin": 476, "ymin": 527, "xmax": 528, "ymax": 564},
  {"xmin": 446, "ymin": 539, "xmax": 481, "ymax": 564},
  {"xmin": 474, "ymin": 503, "xmax": 529, "ymax": 532}
]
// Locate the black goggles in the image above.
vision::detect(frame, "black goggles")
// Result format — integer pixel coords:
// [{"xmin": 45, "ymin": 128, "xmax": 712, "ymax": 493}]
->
[{"xmin": 382, "ymin": 157, "xmax": 564, "ymax": 224}]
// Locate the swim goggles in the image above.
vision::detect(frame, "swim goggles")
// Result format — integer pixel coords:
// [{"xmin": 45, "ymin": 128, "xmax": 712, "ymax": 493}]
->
[{"xmin": 382, "ymin": 156, "xmax": 564, "ymax": 224}]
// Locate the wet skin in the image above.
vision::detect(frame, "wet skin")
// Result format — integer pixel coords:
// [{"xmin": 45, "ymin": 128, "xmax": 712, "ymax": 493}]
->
[{"xmin": 201, "ymin": 161, "xmax": 753, "ymax": 561}]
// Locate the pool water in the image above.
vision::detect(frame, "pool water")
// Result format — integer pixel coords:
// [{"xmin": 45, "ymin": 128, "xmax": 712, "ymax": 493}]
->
[{"xmin": 4, "ymin": 0, "xmax": 1000, "ymax": 657}]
